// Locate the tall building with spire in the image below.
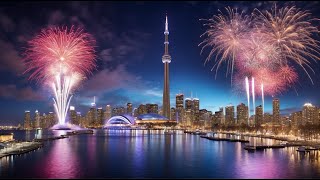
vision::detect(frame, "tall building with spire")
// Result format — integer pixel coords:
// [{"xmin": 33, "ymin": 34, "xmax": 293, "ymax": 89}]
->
[{"xmin": 162, "ymin": 15, "xmax": 171, "ymax": 120}]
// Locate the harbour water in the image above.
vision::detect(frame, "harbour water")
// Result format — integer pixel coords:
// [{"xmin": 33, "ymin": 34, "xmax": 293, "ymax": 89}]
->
[{"xmin": 0, "ymin": 129, "xmax": 319, "ymax": 178}]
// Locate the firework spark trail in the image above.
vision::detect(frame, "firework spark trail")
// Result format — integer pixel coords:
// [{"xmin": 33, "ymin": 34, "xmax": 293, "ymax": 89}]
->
[
  {"xmin": 245, "ymin": 76, "xmax": 250, "ymax": 124},
  {"xmin": 251, "ymin": 77, "xmax": 255, "ymax": 115},
  {"xmin": 261, "ymin": 83, "xmax": 264, "ymax": 114},
  {"xmin": 200, "ymin": 5, "xmax": 320, "ymax": 97},
  {"xmin": 24, "ymin": 26, "xmax": 96, "ymax": 126}
]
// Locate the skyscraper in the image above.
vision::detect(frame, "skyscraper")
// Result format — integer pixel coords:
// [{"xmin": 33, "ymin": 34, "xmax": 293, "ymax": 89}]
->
[
  {"xmin": 162, "ymin": 15, "xmax": 171, "ymax": 119},
  {"xmin": 127, "ymin": 103, "xmax": 133, "ymax": 115},
  {"xmin": 76, "ymin": 112, "xmax": 82, "ymax": 126},
  {"xmin": 146, "ymin": 104, "xmax": 158, "ymax": 114},
  {"xmin": 237, "ymin": 103, "xmax": 248, "ymax": 125},
  {"xmin": 193, "ymin": 98, "xmax": 200, "ymax": 128},
  {"xmin": 225, "ymin": 105, "xmax": 235, "ymax": 125},
  {"xmin": 176, "ymin": 93, "xmax": 184, "ymax": 125},
  {"xmin": 185, "ymin": 98, "xmax": 194, "ymax": 128},
  {"xmin": 138, "ymin": 104, "xmax": 147, "ymax": 115},
  {"xmin": 69, "ymin": 106, "xmax": 77, "ymax": 125},
  {"xmin": 105, "ymin": 105, "xmax": 111, "ymax": 120},
  {"xmin": 302, "ymin": 103, "xmax": 317, "ymax": 125},
  {"xmin": 24, "ymin": 111, "xmax": 31, "ymax": 130},
  {"xmin": 97, "ymin": 107, "xmax": 104, "ymax": 127},
  {"xmin": 47, "ymin": 112, "xmax": 55, "ymax": 128},
  {"xmin": 34, "ymin": 110, "xmax": 40, "ymax": 129},
  {"xmin": 273, "ymin": 98, "xmax": 280, "ymax": 125},
  {"xmin": 40, "ymin": 113, "xmax": 47, "ymax": 129},
  {"xmin": 255, "ymin": 105, "xmax": 263, "ymax": 126},
  {"xmin": 170, "ymin": 107, "xmax": 176, "ymax": 121}
]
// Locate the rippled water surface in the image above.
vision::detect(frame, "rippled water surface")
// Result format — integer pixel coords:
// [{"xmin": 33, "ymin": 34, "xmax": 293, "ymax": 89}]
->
[{"xmin": 0, "ymin": 130, "xmax": 319, "ymax": 178}]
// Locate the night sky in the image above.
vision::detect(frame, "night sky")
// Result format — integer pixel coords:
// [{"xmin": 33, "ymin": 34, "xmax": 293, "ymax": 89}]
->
[{"xmin": 0, "ymin": 1, "xmax": 320, "ymax": 125}]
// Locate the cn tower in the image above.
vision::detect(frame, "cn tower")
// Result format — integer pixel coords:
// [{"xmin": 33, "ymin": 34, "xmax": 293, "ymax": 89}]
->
[{"xmin": 162, "ymin": 15, "xmax": 171, "ymax": 119}]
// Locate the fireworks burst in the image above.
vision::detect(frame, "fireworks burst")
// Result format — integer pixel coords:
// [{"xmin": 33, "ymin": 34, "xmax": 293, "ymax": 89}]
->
[
  {"xmin": 199, "ymin": 7, "xmax": 251, "ymax": 78},
  {"xmin": 23, "ymin": 26, "xmax": 96, "ymax": 125},
  {"xmin": 200, "ymin": 4, "xmax": 320, "ymax": 99},
  {"xmin": 254, "ymin": 5, "xmax": 320, "ymax": 84}
]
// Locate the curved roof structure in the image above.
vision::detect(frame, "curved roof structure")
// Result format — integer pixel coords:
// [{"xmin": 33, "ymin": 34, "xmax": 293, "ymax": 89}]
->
[
  {"xmin": 137, "ymin": 113, "xmax": 169, "ymax": 120},
  {"xmin": 104, "ymin": 115, "xmax": 134, "ymax": 127}
]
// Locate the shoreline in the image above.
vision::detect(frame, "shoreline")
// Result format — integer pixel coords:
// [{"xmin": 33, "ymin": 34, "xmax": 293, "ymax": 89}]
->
[
  {"xmin": 0, "ymin": 142, "xmax": 43, "ymax": 159},
  {"xmin": 217, "ymin": 131, "xmax": 320, "ymax": 147}
]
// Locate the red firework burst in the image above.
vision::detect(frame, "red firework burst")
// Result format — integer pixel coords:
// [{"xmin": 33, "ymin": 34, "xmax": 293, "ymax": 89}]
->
[{"xmin": 23, "ymin": 26, "xmax": 96, "ymax": 83}]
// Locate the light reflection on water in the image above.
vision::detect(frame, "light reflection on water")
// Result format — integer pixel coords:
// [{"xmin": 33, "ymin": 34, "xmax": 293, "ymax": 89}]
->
[{"xmin": 0, "ymin": 130, "xmax": 319, "ymax": 178}]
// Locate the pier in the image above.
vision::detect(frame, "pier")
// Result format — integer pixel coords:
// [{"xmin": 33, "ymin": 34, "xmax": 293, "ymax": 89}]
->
[
  {"xmin": 33, "ymin": 135, "xmax": 68, "ymax": 142},
  {"xmin": 66, "ymin": 129, "xmax": 94, "ymax": 136},
  {"xmin": 0, "ymin": 142, "xmax": 43, "ymax": 158},
  {"xmin": 200, "ymin": 136, "xmax": 249, "ymax": 143}
]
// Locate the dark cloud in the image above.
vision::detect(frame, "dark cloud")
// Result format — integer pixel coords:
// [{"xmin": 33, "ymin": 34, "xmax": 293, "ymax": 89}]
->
[
  {"xmin": 80, "ymin": 64, "xmax": 143, "ymax": 96},
  {"xmin": 0, "ymin": 13, "xmax": 15, "ymax": 33},
  {"xmin": 48, "ymin": 10, "xmax": 65, "ymax": 25},
  {"xmin": 0, "ymin": 84, "xmax": 44, "ymax": 101},
  {"xmin": 0, "ymin": 39, "xmax": 24, "ymax": 74}
]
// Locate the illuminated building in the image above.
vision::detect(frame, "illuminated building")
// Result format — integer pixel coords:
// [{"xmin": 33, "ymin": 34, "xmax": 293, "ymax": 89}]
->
[
  {"xmin": 215, "ymin": 109, "xmax": 224, "ymax": 125},
  {"xmin": 162, "ymin": 15, "xmax": 171, "ymax": 119},
  {"xmin": 203, "ymin": 110, "xmax": 212, "ymax": 129},
  {"xmin": 302, "ymin": 103, "xmax": 317, "ymax": 125},
  {"xmin": 47, "ymin": 112, "xmax": 55, "ymax": 128},
  {"xmin": 237, "ymin": 103, "xmax": 248, "ymax": 125},
  {"xmin": 97, "ymin": 107, "xmax": 104, "ymax": 127},
  {"xmin": 185, "ymin": 109, "xmax": 192, "ymax": 128},
  {"xmin": 272, "ymin": 98, "xmax": 280, "ymax": 125},
  {"xmin": 199, "ymin": 109, "xmax": 210, "ymax": 129},
  {"xmin": 76, "ymin": 112, "xmax": 82, "ymax": 126},
  {"xmin": 135, "ymin": 113, "xmax": 176, "ymax": 124},
  {"xmin": 0, "ymin": 133, "xmax": 13, "ymax": 142},
  {"xmin": 185, "ymin": 98, "xmax": 194, "ymax": 128},
  {"xmin": 104, "ymin": 114, "xmax": 134, "ymax": 128},
  {"xmin": 133, "ymin": 108, "xmax": 138, "ymax": 117},
  {"xmin": 175, "ymin": 93, "xmax": 184, "ymax": 125},
  {"xmin": 112, "ymin": 107, "xmax": 119, "ymax": 116},
  {"xmin": 88, "ymin": 103, "xmax": 97, "ymax": 127},
  {"xmin": 263, "ymin": 113, "xmax": 272, "ymax": 123},
  {"xmin": 40, "ymin": 113, "xmax": 47, "ymax": 129},
  {"xmin": 127, "ymin": 103, "xmax": 133, "ymax": 115},
  {"xmin": 69, "ymin": 106, "xmax": 77, "ymax": 125},
  {"xmin": 138, "ymin": 104, "xmax": 147, "ymax": 115},
  {"xmin": 255, "ymin": 105, "xmax": 263, "ymax": 126},
  {"xmin": 225, "ymin": 105, "xmax": 235, "ymax": 125},
  {"xmin": 170, "ymin": 107, "xmax": 176, "ymax": 121},
  {"xmin": 119, "ymin": 107, "xmax": 126, "ymax": 115},
  {"xmin": 105, "ymin": 105, "xmax": 112, "ymax": 120},
  {"xmin": 185, "ymin": 98, "xmax": 193, "ymax": 110},
  {"xmin": 193, "ymin": 98, "xmax": 200, "ymax": 128},
  {"xmin": 24, "ymin": 111, "xmax": 31, "ymax": 130},
  {"xmin": 146, "ymin": 104, "xmax": 158, "ymax": 114},
  {"xmin": 34, "ymin": 110, "xmax": 40, "ymax": 129}
]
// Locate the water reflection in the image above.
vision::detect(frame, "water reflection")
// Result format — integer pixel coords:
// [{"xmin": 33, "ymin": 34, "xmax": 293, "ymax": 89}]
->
[
  {"xmin": 0, "ymin": 130, "xmax": 320, "ymax": 178},
  {"xmin": 36, "ymin": 139, "xmax": 80, "ymax": 178}
]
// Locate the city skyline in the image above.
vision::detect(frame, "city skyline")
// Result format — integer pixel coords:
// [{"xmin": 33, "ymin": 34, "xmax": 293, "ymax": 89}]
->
[{"xmin": 1, "ymin": 1, "xmax": 320, "ymax": 125}]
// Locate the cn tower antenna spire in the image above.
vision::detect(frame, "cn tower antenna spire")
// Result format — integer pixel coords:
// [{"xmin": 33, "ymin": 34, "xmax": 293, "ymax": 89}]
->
[{"xmin": 165, "ymin": 14, "xmax": 168, "ymax": 33}]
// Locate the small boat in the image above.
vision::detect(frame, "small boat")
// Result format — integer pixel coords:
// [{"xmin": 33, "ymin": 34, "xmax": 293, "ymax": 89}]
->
[
  {"xmin": 280, "ymin": 141, "xmax": 288, "ymax": 145},
  {"xmin": 244, "ymin": 145, "xmax": 256, "ymax": 152},
  {"xmin": 297, "ymin": 146, "xmax": 309, "ymax": 152}
]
